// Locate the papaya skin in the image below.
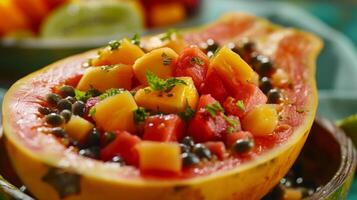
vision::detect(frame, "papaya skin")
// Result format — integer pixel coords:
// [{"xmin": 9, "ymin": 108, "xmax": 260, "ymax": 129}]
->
[{"xmin": 2, "ymin": 13, "xmax": 322, "ymax": 200}]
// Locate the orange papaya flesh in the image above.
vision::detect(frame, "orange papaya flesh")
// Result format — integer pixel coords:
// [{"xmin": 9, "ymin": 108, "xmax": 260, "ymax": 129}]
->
[{"xmin": 2, "ymin": 13, "xmax": 322, "ymax": 200}]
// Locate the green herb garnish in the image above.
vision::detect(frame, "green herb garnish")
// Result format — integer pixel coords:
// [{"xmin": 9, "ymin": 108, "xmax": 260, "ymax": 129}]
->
[
  {"xmin": 205, "ymin": 102, "xmax": 239, "ymax": 133},
  {"xmin": 179, "ymin": 105, "xmax": 195, "ymax": 121},
  {"xmin": 160, "ymin": 29, "xmax": 179, "ymax": 41},
  {"xmin": 131, "ymin": 34, "xmax": 141, "ymax": 46},
  {"xmin": 236, "ymin": 100, "xmax": 245, "ymax": 111},
  {"xmin": 104, "ymin": 132, "xmax": 116, "ymax": 145},
  {"xmin": 205, "ymin": 103, "xmax": 224, "ymax": 117},
  {"xmin": 134, "ymin": 107, "xmax": 149, "ymax": 124},
  {"xmin": 190, "ymin": 57, "xmax": 204, "ymax": 66},
  {"xmin": 101, "ymin": 65, "xmax": 114, "ymax": 72},
  {"xmin": 162, "ymin": 53, "xmax": 172, "ymax": 66},
  {"xmin": 99, "ymin": 88, "xmax": 124, "ymax": 100},
  {"xmin": 108, "ymin": 40, "xmax": 121, "ymax": 50},
  {"xmin": 146, "ymin": 71, "xmax": 187, "ymax": 92},
  {"xmin": 74, "ymin": 88, "xmax": 100, "ymax": 102},
  {"xmin": 89, "ymin": 107, "xmax": 96, "ymax": 117}
]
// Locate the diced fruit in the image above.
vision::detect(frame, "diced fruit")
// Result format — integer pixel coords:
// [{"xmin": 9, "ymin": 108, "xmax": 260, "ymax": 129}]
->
[
  {"xmin": 188, "ymin": 95, "xmax": 227, "ymax": 142},
  {"xmin": 200, "ymin": 69, "xmax": 230, "ymax": 103},
  {"xmin": 93, "ymin": 91, "xmax": 138, "ymax": 132},
  {"xmin": 226, "ymin": 131, "xmax": 253, "ymax": 148},
  {"xmin": 196, "ymin": 94, "xmax": 218, "ymax": 110},
  {"xmin": 174, "ymin": 46, "xmax": 209, "ymax": 88},
  {"xmin": 77, "ymin": 65, "xmax": 133, "ymax": 92},
  {"xmin": 144, "ymin": 30, "xmax": 187, "ymax": 54},
  {"xmin": 92, "ymin": 39, "xmax": 145, "ymax": 66},
  {"xmin": 224, "ymin": 83, "xmax": 267, "ymax": 117},
  {"xmin": 143, "ymin": 114, "xmax": 184, "ymax": 142},
  {"xmin": 100, "ymin": 131, "xmax": 141, "ymax": 165},
  {"xmin": 0, "ymin": 1, "xmax": 30, "ymax": 35},
  {"xmin": 241, "ymin": 104, "xmax": 278, "ymax": 136},
  {"xmin": 134, "ymin": 77, "xmax": 198, "ymax": 113},
  {"xmin": 188, "ymin": 95, "xmax": 241, "ymax": 143},
  {"xmin": 65, "ymin": 115, "xmax": 94, "ymax": 142},
  {"xmin": 12, "ymin": 0, "xmax": 49, "ymax": 28},
  {"xmin": 133, "ymin": 47, "xmax": 178, "ymax": 84},
  {"xmin": 188, "ymin": 112, "xmax": 227, "ymax": 143},
  {"xmin": 136, "ymin": 141, "xmax": 182, "ymax": 174},
  {"xmin": 149, "ymin": 3, "xmax": 186, "ymax": 27},
  {"xmin": 204, "ymin": 141, "xmax": 226, "ymax": 160},
  {"xmin": 209, "ymin": 47, "xmax": 259, "ymax": 87}
]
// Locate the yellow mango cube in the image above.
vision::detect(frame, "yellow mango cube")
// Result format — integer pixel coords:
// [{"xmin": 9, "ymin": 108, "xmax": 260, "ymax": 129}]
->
[
  {"xmin": 93, "ymin": 91, "xmax": 138, "ymax": 132},
  {"xmin": 65, "ymin": 116, "xmax": 94, "ymax": 142},
  {"xmin": 210, "ymin": 46, "xmax": 259, "ymax": 86},
  {"xmin": 133, "ymin": 47, "xmax": 178, "ymax": 84},
  {"xmin": 241, "ymin": 104, "xmax": 278, "ymax": 136},
  {"xmin": 91, "ymin": 38, "xmax": 145, "ymax": 66},
  {"xmin": 136, "ymin": 141, "xmax": 182, "ymax": 173},
  {"xmin": 144, "ymin": 33, "xmax": 187, "ymax": 54},
  {"xmin": 134, "ymin": 77, "xmax": 198, "ymax": 113},
  {"xmin": 77, "ymin": 65, "xmax": 133, "ymax": 92}
]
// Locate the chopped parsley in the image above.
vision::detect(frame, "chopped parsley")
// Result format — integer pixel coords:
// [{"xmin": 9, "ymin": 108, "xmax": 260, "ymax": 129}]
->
[
  {"xmin": 205, "ymin": 102, "xmax": 239, "ymax": 133},
  {"xmin": 98, "ymin": 88, "xmax": 124, "ymax": 100},
  {"xmin": 179, "ymin": 105, "xmax": 195, "ymax": 121},
  {"xmin": 104, "ymin": 132, "xmax": 116, "ymax": 145},
  {"xmin": 146, "ymin": 71, "xmax": 187, "ymax": 92},
  {"xmin": 205, "ymin": 103, "xmax": 224, "ymax": 117},
  {"xmin": 89, "ymin": 107, "xmax": 96, "ymax": 117},
  {"xmin": 108, "ymin": 40, "xmax": 121, "ymax": 50},
  {"xmin": 101, "ymin": 65, "xmax": 114, "ymax": 72},
  {"xmin": 134, "ymin": 107, "xmax": 149, "ymax": 124},
  {"xmin": 162, "ymin": 53, "xmax": 172, "ymax": 66},
  {"xmin": 131, "ymin": 34, "xmax": 141, "ymax": 46},
  {"xmin": 190, "ymin": 57, "xmax": 204, "ymax": 66},
  {"xmin": 160, "ymin": 29, "xmax": 179, "ymax": 41},
  {"xmin": 75, "ymin": 88, "xmax": 100, "ymax": 102},
  {"xmin": 222, "ymin": 115, "xmax": 238, "ymax": 128},
  {"xmin": 236, "ymin": 100, "xmax": 245, "ymax": 111}
]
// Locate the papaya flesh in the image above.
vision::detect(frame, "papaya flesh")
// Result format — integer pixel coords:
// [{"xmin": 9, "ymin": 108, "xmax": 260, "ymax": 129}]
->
[{"xmin": 2, "ymin": 13, "xmax": 322, "ymax": 200}]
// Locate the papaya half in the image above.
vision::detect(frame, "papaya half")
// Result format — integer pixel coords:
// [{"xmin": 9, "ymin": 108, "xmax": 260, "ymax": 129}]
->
[{"xmin": 2, "ymin": 13, "xmax": 322, "ymax": 200}]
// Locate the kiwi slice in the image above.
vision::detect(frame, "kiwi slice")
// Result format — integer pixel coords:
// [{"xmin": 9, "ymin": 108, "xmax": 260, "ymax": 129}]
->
[
  {"xmin": 337, "ymin": 114, "xmax": 357, "ymax": 147},
  {"xmin": 40, "ymin": 1, "xmax": 144, "ymax": 39}
]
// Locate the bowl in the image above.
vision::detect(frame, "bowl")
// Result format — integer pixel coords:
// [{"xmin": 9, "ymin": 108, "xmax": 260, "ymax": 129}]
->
[{"xmin": 0, "ymin": 118, "xmax": 355, "ymax": 200}]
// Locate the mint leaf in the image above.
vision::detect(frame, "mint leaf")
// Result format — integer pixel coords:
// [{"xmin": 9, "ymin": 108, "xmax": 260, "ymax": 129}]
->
[
  {"xmin": 146, "ymin": 71, "xmax": 187, "ymax": 92},
  {"xmin": 74, "ymin": 88, "xmax": 100, "ymax": 102},
  {"xmin": 162, "ymin": 53, "xmax": 172, "ymax": 66},
  {"xmin": 179, "ymin": 105, "xmax": 195, "ymax": 121},
  {"xmin": 108, "ymin": 40, "xmax": 121, "ymax": 50},
  {"xmin": 205, "ymin": 102, "xmax": 224, "ymax": 117},
  {"xmin": 134, "ymin": 107, "xmax": 149, "ymax": 124},
  {"xmin": 189, "ymin": 57, "xmax": 204, "ymax": 66},
  {"xmin": 131, "ymin": 34, "xmax": 141, "ymax": 46},
  {"xmin": 89, "ymin": 107, "xmax": 96, "ymax": 117},
  {"xmin": 160, "ymin": 29, "xmax": 179, "ymax": 41},
  {"xmin": 99, "ymin": 88, "xmax": 124, "ymax": 100},
  {"xmin": 236, "ymin": 100, "xmax": 245, "ymax": 111}
]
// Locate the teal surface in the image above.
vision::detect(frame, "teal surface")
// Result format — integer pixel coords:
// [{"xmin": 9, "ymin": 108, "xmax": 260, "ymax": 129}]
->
[
  {"xmin": 200, "ymin": 1, "xmax": 357, "ymax": 198},
  {"xmin": 0, "ymin": 0, "xmax": 357, "ymax": 198}
]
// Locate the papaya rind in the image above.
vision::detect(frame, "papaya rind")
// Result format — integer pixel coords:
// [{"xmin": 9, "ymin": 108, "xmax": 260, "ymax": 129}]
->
[{"xmin": 2, "ymin": 13, "xmax": 322, "ymax": 200}]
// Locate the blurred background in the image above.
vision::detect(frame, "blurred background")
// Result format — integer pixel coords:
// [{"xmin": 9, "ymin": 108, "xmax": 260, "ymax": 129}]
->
[
  {"xmin": 1, "ymin": 0, "xmax": 357, "ymax": 120},
  {"xmin": 0, "ymin": 0, "xmax": 357, "ymax": 199}
]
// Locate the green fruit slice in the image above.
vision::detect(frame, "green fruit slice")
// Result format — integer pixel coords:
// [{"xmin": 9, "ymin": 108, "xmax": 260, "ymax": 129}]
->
[
  {"xmin": 0, "ymin": 175, "xmax": 33, "ymax": 200},
  {"xmin": 337, "ymin": 114, "xmax": 357, "ymax": 147},
  {"xmin": 40, "ymin": 1, "xmax": 144, "ymax": 39}
]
